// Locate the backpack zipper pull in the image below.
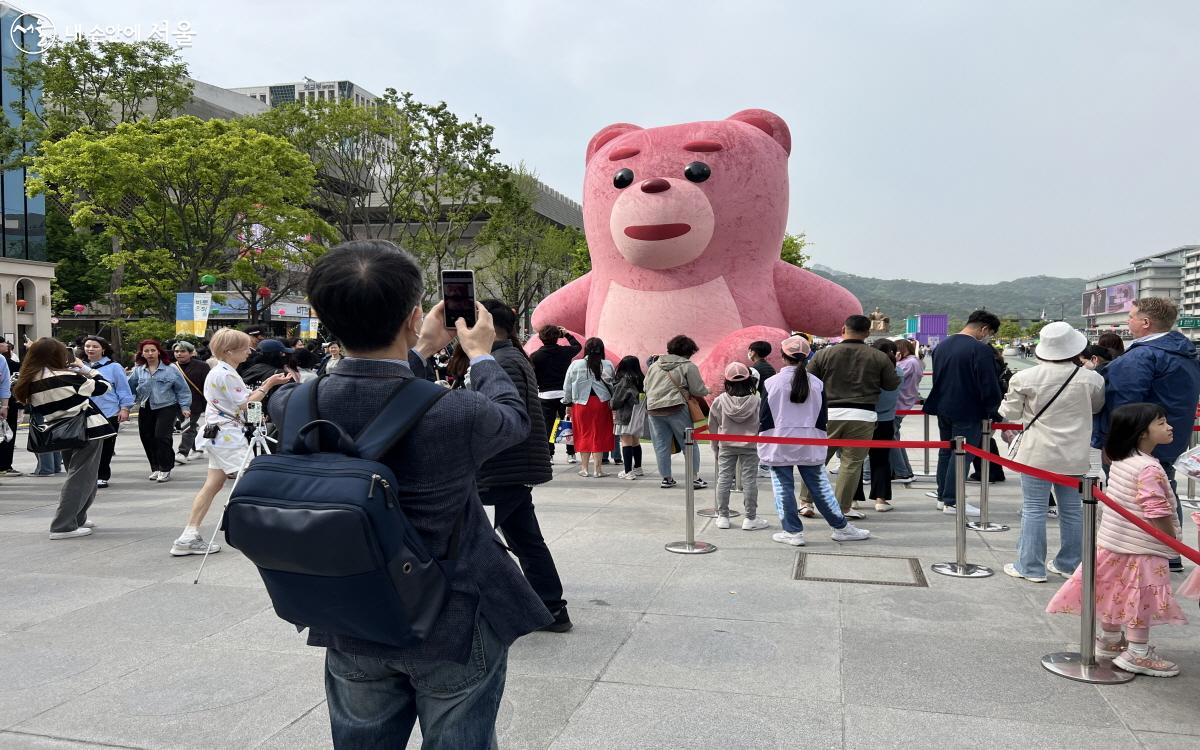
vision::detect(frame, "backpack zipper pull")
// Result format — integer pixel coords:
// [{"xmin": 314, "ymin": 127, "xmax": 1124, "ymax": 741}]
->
[
  {"xmin": 368, "ymin": 474, "xmax": 379, "ymax": 499},
  {"xmin": 379, "ymin": 478, "xmax": 394, "ymax": 508}
]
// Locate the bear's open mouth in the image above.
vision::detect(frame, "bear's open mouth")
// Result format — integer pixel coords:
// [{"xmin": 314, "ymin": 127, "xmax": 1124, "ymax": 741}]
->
[{"xmin": 624, "ymin": 223, "xmax": 691, "ymax": 241}]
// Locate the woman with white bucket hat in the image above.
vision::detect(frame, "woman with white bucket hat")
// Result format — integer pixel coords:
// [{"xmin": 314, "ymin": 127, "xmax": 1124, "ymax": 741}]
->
[{"xmin": 999, "ymin": 321, "xmax": 1105, "ymax": 583}]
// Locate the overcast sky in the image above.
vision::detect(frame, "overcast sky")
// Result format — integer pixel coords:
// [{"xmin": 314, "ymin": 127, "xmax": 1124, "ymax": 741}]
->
[{"xmin": 27, "ymin": 0, "xmax": 1200, "ymax": 283}]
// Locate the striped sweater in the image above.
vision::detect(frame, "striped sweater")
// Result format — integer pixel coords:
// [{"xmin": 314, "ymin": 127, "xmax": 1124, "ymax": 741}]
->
[{"xmin": 26, "ymin": 368, "xmax": 118, "ymax": 441}]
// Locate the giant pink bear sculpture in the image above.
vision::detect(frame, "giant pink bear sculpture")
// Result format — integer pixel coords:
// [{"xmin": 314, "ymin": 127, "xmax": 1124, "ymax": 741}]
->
[{"xmin": 530, "ymin": 109, "xmax": 862, "ymax": 392}]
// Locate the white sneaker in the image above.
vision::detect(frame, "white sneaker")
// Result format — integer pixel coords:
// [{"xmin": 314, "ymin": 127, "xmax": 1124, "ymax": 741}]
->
[
  {"xmin": 1046, "ymin": 560, "xmax": 1073, "ymax": 579},
  {"xmin": 742, "ymin": 517, "xmax": 770, "ymax": 531},
  {"xmin": 156, "ymin": 471, "xmax": 172, "ymax": 483},
  {"xmin": 937, "ymin": 501, "xmax": 945, "ymax": 511},
  {"xmin": 772, "ymin": 531, "xmax": 805, "ymax": 547},
  {"xmin": 81, "ymin": 520, "xmax": 95, "ymax": 529},
  {"xmin": 851, "ymin": 500, "xmax": 863, "ymax": 510},
  {"xmin": 618, "ymin": 471, "xmax": 637, "ymax": 480},
  {"xmin": 716, "ymin": 516, "xmax": 731, "ymax": 529},
  {"xmin": 757, "ymin": 467, "xmax": 772, "ymax": 479},
  {"xmin": 633, "ymin": 467, "xmax": 644, "ymax": 476},
  {"xmin": 832, "ymin": 523, "xmax": 871, "ymax": 542},
  {"xmin": 175, "ymin": 452, "xmax": 189, "ymax": 464},
  {"xmin": 1003, "ymin": 562, "xmax": 1046, "ymax": 583},
  {"xmin": 942, "ymin": 503, "xmax": 980, "ymax": 517},
  {"xmin": 148, "ymin": 471, "xmax": 161, "ymax": 481},
  {"xmin": 924, "ymin": 491, "xmax": 939, "ymax": 500},
  {"xmin": 845, "ymin": 509, "xmax": 866, "ymax": 519},
  {"xmin": 170, "ymin": 535, "xmax": 221, "ymax": 556},
  {"xmin": 566, "ymin": 455, "xmax": 578, "ymax": 464},
  {"xmin": 49, "ymin": 527, "xmax": 93, "ymax": 540}
]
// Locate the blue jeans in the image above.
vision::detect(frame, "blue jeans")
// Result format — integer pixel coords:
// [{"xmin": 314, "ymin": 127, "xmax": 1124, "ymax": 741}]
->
[
  {"xmin": 771, "ymin": 465, "xmax": 848, "ymax": 533},
  {"xmin": 889, "ymin": 416, "xmax": 914, "ymax": 478},
  {"xmin": 1016, "ymin": 475, "xmax": 1082, "ymax": 579},
  {"xmin": 324, "ymin": 619, "xmax": 508, "ymax": 749},
  {"xmin": 935, "ymin": 417, "xmax": 983, "ymax": 506},
  {"xmin": 649, "ymin": 407, "xmax": 700, "ymax": 481}
]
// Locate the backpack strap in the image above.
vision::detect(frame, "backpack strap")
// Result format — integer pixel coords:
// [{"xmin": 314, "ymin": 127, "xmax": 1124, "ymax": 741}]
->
[
  {"xmin": 353, "ymin": 377, "xmax": 447, "ymax": 460},
  {"xmin": 279, "ymin": 379, "xmax": 319, "ymax": 456}
]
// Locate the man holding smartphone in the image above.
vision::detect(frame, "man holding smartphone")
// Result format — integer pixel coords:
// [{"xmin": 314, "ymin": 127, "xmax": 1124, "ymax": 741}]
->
[{"xmin": 269, "ymin": 240, "xmax": 551, "ymax": 748}]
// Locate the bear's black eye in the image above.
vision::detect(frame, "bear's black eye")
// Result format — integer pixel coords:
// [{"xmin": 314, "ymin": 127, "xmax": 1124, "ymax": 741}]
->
[
  {"xmin": 684, "ymin": 161, "xmax": 711, "ymax": 183},
  {"xmin": 613, "ymin": 168, "xmax": 634, "ymax": 189}
]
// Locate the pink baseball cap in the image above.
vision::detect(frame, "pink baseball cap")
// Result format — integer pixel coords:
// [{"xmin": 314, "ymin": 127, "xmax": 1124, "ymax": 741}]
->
[
  {"xmin": 780, "ymin": 335, "xmax": 811, "ymax": 358},
  {"xmin": 724, "ymin": 362, "xmax": 751, "ymax": 381}
]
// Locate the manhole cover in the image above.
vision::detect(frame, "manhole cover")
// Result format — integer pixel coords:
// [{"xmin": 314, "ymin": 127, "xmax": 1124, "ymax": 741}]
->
[{"xmin": 792, "ymin": 552, "xmax": 928, "ymax": 587}]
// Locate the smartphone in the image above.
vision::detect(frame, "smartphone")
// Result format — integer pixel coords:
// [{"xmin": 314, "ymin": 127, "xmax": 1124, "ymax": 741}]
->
[
  {"xmin": 246, "ymin": 400, "xmax": 263, "ymax": 425},
  {"xmin": 441, "ymin": 269, "xmax": 476, "ymax": 329}
]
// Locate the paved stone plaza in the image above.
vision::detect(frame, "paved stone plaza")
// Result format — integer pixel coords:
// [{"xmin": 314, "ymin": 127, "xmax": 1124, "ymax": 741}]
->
[{"xmin": 1, "ymin": 422, "xmax": 1198, "ymax": 749}]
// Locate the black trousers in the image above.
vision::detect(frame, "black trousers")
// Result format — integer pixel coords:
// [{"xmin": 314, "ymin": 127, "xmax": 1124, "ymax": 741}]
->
[
  {"xmin": 854, "ymin": 420, "xmax": 895, "ymax": 501},
  {"xmin": 971, "ymin": 438, "xmax": 1006, "ymax": 480},
  {"xmin": 137, "ymin": 404, "xmax": 179, "ymax": 473},
  {"xmin": 0, "ymin": 402, "xmax": 19, "ymax": 470},
  {"xmin": 98, "ymin": 416, "xmax": 120, "ymax": 481},
  {"xmin": 480, "ymin": 484, "xmax": 566, "ymax": 612},
  {"xmin": 538, "ymin": 398, "xmax": 575, "ymax": 456}
]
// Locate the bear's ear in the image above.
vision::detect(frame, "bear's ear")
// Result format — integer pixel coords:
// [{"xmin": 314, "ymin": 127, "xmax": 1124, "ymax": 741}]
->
[
  {"xmin": 727, "ymin": 109, "xmax": 791, "ymax": 156},
  {"xmin": 586, "ymin": 123, "xmax": 642, "ymax": 164}
]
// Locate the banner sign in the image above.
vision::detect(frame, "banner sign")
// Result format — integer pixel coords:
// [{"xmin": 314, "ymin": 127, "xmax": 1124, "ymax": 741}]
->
[
  {"xmin": 175, "ymin": 292, "xmax": 213, "ymax": 336},
  {"xmin": 300, "ymin": 317, "xmax": 319, "ymax": 339}
]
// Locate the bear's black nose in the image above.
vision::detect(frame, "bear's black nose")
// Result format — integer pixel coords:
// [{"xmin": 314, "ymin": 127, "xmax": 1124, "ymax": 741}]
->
[{"xmin": 640, "ymin": 178, "xmax": 670, "ymax": 194}]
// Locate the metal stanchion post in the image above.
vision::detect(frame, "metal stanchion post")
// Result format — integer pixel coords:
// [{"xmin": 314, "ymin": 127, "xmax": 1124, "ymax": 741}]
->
[
  {"xmin": 667, "ymin": 427, "xmax": 717, "ymax": 554},
  {"xmin": 922, "ymin": 413, "xmax": 931, "ymax": 476},
  {"xmin": 1183, "ymin": 418, "xmax": 1199, "ymax": 510},
  {"xmin": 968, "ymin": 419, "xmax": 1008, "ymax": 533},
  {"xmin": 932, "ymin": 437, "xmax": 993, "ymax": 578},
  {"xmin": 1042, "ymin": 477, "xmax": 1134, "ymax": 683}
]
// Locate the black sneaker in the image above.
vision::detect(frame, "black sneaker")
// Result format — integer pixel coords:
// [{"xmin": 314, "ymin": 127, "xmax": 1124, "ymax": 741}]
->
[
  {"xmin": 693, "ymin": 478, "xmax": 708, "ymax": 489},
  {"xmin": 540, "ymin": 607, "xmax": 573, "ymax": 633},
  {"xmin": 660, "ymin": 477, "xmax": 677, "ymax": 489}
]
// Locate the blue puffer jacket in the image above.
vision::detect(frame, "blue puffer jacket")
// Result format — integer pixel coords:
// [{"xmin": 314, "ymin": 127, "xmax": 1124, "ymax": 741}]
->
[{"xmin": 1093, "ymin": 331, "xmax": 1200, "ymax": 463}]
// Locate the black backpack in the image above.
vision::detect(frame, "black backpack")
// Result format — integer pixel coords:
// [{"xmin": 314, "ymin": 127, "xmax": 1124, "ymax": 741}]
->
[{"xmin": 222, "ymin": 376, "xmax": 453, "ymax": 649}]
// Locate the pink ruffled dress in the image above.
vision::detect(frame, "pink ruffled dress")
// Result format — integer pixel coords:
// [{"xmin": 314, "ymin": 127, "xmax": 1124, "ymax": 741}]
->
[{"xmin": 1046, "ymin": 465, "xmax": 1188, "ymax": 627}]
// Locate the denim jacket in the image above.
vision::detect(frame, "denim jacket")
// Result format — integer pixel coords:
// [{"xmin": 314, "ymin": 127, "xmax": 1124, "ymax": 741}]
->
[
  {"xmin": 128, "ymin": 363, "xmax": 191, "ymax": 410},
  {"xmin": 88, "ymin": 358, "xmax": 135, "ymax": 418}
]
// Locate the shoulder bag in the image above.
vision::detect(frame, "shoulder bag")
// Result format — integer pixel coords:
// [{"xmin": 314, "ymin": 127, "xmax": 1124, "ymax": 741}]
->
[
  {"xmin": 1006, "ymin": 365, "xmax": 1079, "ymax": 458},
  {"xmin": 667, "ymin": 367, "xmax": 709, "ymax": 423}
]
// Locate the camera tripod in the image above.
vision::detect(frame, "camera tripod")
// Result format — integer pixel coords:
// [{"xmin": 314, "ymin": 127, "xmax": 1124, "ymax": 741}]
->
[{"xmin": 192, "ymin": 422, "xmax": 276, "ymax": 584}]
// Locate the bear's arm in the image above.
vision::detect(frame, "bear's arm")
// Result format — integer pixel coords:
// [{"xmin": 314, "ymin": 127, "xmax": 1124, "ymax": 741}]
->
[
  {"xmin": 531, "ymin": 273, "xmax": 592, "ymax": 334},
  {"xmin": 773, "ymin": 261, "xmax": 862, "ymax": 338}
]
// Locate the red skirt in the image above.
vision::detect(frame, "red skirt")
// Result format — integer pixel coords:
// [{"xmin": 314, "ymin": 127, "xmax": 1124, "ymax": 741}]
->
[{"xmin": 571, "ymin": 395, "xmax": 614, "ymax": 452}]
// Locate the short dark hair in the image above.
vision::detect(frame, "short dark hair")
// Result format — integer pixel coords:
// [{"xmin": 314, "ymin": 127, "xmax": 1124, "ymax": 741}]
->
[
  {"xmin": 844, "ymin": 315, "xmax": 871, "ymax": 335},
  {"xmin": 967, "ymin": 310, "xmax": 1002, "ymax": 332},
  {"xmin": 1096, "ymin": 332, "xmax": 1125, "ymax": 357},
  {"xmin": 1084, "ymin": 345, "xmax": 1112, "ymax": 363},
  {"xmin": 307, "ymin": 240, "xmax": 423, "ymax": 352},
  {"xmin": 1105, "ymin": 402, "xmax": 1166, "ymax": 462},
  {"xmin": 873, "ymin": 338, "xmax": 897, "ymax": 360},
  {"xmin": 748, "ymin": 340, "xmax": 771, "ymax": 359},
  {"xmin": 538, "ymin": 325, "xmax": 561, "ymax": 345},
  {"xmin": 666, "ymin": 335, "xmax": 699, "ymax": 357}
]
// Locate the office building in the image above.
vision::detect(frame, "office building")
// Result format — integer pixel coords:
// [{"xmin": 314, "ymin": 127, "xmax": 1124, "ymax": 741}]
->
[
  {"xmin": 1082, "ymin": 246, "xmax": 1194, "ymax": 338},
  {"xmin": 0, "ymin": 2, "xmax": 51, "ymax": 350},
  {"xmin": 231, "ymin": 79, "xmax": 379, "ymax": 108}
]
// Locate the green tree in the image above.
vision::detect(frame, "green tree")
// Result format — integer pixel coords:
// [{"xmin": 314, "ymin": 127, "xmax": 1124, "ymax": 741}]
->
[
  {"xmin": 476, "ymin": 166, "xmax": 583, "ymax": 323},
  {"xmin": 1, "ymin": 37, "xmax": 192, "ymax": 165},
  {"xmin": 227, "ymin": 224, "xmax": 327, "ymax": 324},
  {"xmin": 996, "ymin": 319, "xmax": 1023, "ymax": 341},
  {"xmin": 252, "ymin": 90, "xmax": 514, "ymax": 303},
  {"xmin": 780, "ymin": 232, "xmax": 810, "ymax": 268},
  {"xmin": 45, "ymin": 209, "xmax": 110, "ymax": 309},
  {"xmin": 29, "ymin": 116, "xmax": 331, "ymax": 318}
]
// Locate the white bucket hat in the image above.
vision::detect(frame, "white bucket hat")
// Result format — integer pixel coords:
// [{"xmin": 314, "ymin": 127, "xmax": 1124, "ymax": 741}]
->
[{"xmin": 1035, "ymin": 321, "xmax": 1088, "ymax": 361}]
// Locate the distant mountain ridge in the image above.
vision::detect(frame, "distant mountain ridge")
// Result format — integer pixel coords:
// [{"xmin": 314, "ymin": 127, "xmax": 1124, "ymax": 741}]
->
[{"xmin": 809, "ymin": 265, "xmax": 1085, "ymax": 326}]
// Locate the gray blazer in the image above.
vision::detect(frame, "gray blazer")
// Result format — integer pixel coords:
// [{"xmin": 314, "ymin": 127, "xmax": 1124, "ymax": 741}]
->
[{"xmin": 269, "ymin": 356, "xmax": 552, "ymax": 664}]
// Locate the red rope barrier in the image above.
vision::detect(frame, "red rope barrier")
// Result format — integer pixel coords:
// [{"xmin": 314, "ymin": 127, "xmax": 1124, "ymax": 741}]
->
[
  {"xmin": 895, "ymin": 409, "xmax": 925, "ymax": 416},
  {"xmin": 962, "ymin": 444, "xmax": 1081, "ymax": 488},
  {"xmin": 992, "ymin": 423, "xmax": 1024, "ymax": 431},
  {"xmin": 691, "ymin": 428, "xmax": 948, "ymax": 450},
  {"xmin": 1091, "ymin": 486, "xmax": 1200, "ymax": 566}
]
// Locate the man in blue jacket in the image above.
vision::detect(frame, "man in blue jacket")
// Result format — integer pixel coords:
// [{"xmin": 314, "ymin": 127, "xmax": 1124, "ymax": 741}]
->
[
  {"xmin": 922, "ymin": 310, "xmax": 1004, "ymax": 516},
  {"xmin": 1094, "ymin": 297, "xmax": 1200, "ymax": 572}
]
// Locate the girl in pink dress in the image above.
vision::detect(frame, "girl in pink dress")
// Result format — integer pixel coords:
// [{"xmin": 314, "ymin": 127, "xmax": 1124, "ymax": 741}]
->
[{"xmin": 1046, "ymin": 403, "xmax": 1187, "ymax": 677}]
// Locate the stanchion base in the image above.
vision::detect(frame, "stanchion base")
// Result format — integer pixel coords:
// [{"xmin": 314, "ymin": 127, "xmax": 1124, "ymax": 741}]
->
[
  {"xmin": 665, "ymin": 541, "xmax": 717, "ymax": 555},
  {"xmin": 1041, "ymin": 652, "xmax": 1136, "ymax": 684},
  {"xmin": 967, "ymin": 521, "xmax": 1010, "ymax": 532},
  {"xmin": 931, "ymin": 562, "xmax": 993, "ymax": 578},
  {"xmin": 696, "ymin": 509, "xmax": 741, "ymax": 518},
  {"xmin": 1180, "ymin": 498, "xmax": 1200, "ymax": 510}
]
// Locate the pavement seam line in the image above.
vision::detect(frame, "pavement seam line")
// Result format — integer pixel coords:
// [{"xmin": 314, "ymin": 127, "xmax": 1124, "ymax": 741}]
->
[
  {"xmin": 252, "ymin": 699, "xmax": 327, "ymax": 748},
  {"xmin": 0, "ymin": 728, "xmax": 147, "ymax": 749}
]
